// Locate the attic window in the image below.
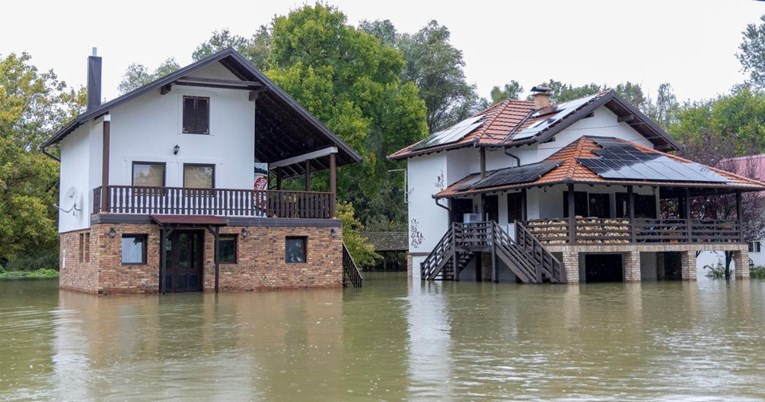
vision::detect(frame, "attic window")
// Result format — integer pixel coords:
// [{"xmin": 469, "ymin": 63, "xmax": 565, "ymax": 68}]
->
[{"xmin": 182, "ymin": 96, "xmax": 210, "ymax": 134}]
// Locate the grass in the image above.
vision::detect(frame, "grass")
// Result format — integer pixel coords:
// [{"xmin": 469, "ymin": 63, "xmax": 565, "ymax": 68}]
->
[{"xmin": 0, "ymin": 268, "xmax": 58, "ymax": 280}]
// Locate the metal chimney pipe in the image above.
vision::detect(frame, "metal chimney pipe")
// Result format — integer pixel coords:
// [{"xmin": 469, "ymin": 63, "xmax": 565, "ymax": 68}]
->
[{"xmin": 87, "ymin": 47, "xmax": 102, "ymax": 111}]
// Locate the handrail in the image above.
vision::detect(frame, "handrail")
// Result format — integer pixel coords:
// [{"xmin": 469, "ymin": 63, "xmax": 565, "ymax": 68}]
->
[
  {"xmin": 342, "ymin": 243, "xmax": 363, "ymax": 288},
  {"xmin": 93, "ymin": 185, "xmax": 335, "ymax": 219},
  {"xmin": 420, "ymin": 223, "xmax": 455, "ymax": 280},
  {"xmin": 516, "ymin": 221, "xmax": 563, "ymax": 282}
]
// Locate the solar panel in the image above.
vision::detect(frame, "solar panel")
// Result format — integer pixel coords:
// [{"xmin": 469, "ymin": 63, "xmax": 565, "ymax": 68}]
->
[
  {"xmin": 578, "ymin": 138, "xmax": 728, "ymax": 183},
  {"xmin": 468, "ymin": 161, "xmax": 561, "ymax": 190},
  {"xmin": 513, "ymin": 93, "xmax": 600, "ymax": 140},
  {"xmin": 411, "ymin": 115, "xmax": 484, "ymax": 151}
]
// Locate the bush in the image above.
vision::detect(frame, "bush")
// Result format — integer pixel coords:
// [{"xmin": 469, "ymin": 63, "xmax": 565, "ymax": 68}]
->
[
  {"xmin": 0, "ymin": 268, "xmax": 58, "ymax": 280},
  {"xmin": 704, "ymin": 260, "xmax": 727, "ymax": 279},
  {"xmin": 751, "ymin": 266, "xmax": 765, "ymax": 279},
  {"xmin": 0, "ymin": 265, "xmax": 4, "ymax": 274},
  {"xmin": 4, "ymin": 253, "xmax": 59, "ymax": 272}
]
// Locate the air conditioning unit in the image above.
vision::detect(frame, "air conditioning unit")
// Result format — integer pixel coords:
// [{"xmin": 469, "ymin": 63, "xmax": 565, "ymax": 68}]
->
[{"xmin": 463, "ymin": 213, "xmax": 481, "ymax": 224}]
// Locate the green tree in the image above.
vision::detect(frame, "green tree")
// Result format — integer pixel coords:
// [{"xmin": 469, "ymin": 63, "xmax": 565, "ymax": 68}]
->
[
  {"xmin": 361, "ymin": 19, "xmax": 485, "ymax": 132},
  {"xmin": 644, "ymin": 83, "xmax": 679, "ymax": 130},
  {"xmin": 117, "ymin": 58, "xmax": 181, "ymax": 94},
  {"xmin": 614, "ymin": 81, "xmax": 646, "ymax": 110},
  {"xmin": 267, "ymin": 4, "xmax": 428, "ymax": 226},
  {"xmin": 192, "ymin": 27, "xmax": 272, "ymax": 69},
  {"xmin": 737, "ymin": 15, "xmax": 765, "ymax": 89},
  {"xmin": 336, "ymin": 202, "xmax": 380, "ymax": 267},
  {"xmin": 490, "ymin": 81, "xmax": 523, "ymax": 104},
  {"xmin": 0, "ymin": 53, "xmax": 83, "ymax": 264}
]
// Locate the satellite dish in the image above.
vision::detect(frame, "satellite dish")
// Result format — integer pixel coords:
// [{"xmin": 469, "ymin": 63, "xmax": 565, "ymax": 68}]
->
[{"xmin": 55, "ymin": 187, "xmax": 82, "ymax": 216}]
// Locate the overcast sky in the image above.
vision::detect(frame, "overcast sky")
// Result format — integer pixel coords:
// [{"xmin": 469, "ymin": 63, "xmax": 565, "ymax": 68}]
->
[{"xmin": 2, "ymin": 0, "xmax": 763, "ymax": 104}]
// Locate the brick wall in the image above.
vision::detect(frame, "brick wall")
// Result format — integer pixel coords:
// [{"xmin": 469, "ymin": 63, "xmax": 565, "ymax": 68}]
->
[{"xmin": 61, "ymin": 222, "xmax": 343, "ymax": 294}]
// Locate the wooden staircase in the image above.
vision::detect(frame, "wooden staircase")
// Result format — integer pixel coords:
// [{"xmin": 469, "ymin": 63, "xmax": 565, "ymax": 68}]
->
[
  {"xmin": 420, "ymin": 222, "xmax": 562, "ymax": 283},
  {"xmin": 342, "ymin": 243, "xmax": 363, "ymax": 288}
]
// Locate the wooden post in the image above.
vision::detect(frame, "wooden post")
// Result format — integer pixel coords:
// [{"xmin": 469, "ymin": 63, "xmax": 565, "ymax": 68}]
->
[
  {"xmin": 480, "ymin": 147, "xmax": 487, "ymax": 179},
  {"xmin": 452, "ymin": 223, "xmax": 459, "ymax": 281},
  {"xmin": 276, "ymin": 169, "xmax": 283, "ymax": 190},
  {"xmin": 160, "ymin": 228, "xmax": 173, "ymax": 295},
  {"xmin": 304, "ymin": 160, "xmax": 312, "ymax": 191},
  {"xmin": 210, "ymin": 226, "xmax": 220, "ymax": 293},
  {"xmin": 520, "ymin": 188, "xmax": 527, "ymax": 222},
  {"xmin": 684, "ymin": 188, "xmax": 691, "ymax": 243},
  {"xmin": 628, "ymin": 185, "xmax": 635, "ymax": 243},
  {"xmin": 736, "ymin": 191, "xmax": 743, "ymax": 242},
  {"xmin": 329, "ymin": 153, "xmax": 336, "ymax": 218},
  {"xmin": 567, "ymin": 183, "xmax": 576, "ymax": 244},
  {"xmin": 102, "ymin": 115, "xmax": 111, "ymax": 212}
]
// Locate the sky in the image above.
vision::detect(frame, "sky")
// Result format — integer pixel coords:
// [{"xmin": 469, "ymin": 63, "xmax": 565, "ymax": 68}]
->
[{"xmin": 2, "ymin": 0, "xmax": 764, "ymax": 104}]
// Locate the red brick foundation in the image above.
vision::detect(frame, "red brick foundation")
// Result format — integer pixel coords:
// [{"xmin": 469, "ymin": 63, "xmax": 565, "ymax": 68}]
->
[{"xmin": 59, "ymin": 222, "xmax": 343, "ymax": 294}]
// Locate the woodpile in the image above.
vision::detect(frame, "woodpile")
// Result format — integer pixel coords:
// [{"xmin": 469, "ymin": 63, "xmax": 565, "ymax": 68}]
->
[{"xmin": 526, "ymin": 217, "xmax": 631, "ymax": 244}]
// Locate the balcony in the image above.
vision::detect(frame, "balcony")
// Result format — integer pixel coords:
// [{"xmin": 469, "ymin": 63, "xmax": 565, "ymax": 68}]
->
[
  {"xmin": 93, "ymin": 185, "xmax": 335, "ymax": 219},
  {"xmin": 524, "ymin": 217, "xmax": 742, "ymax": 245}
]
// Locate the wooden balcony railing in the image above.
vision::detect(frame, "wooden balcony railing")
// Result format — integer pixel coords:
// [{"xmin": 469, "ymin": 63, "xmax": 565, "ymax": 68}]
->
[
  {"xmin": 93, "ymin": 185, "xmax": 335, "ymax": 219},
  {"xmin": 524, "ymin": 217, "xmax": 742, "ymax": 245}
]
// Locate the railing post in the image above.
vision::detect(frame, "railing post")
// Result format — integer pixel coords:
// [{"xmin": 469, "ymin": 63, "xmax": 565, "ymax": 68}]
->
[
  {"xmin": 628, "ymin": 185, "xmax": 635, "ymax": 243},
  {"xmin": 567, "ymin": 183, "xmax": 576, "ymax": 244},
  {"xmin": 736, "ymin": 191, "xmax": 743, "ymax": 243}
]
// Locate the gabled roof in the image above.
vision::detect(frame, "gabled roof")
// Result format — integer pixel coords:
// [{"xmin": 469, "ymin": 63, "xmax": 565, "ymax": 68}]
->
[
  {"xmin": 437, "ymin": 136, "xmax": 765, "ymax": 198},
  {"xmin": 42, "ymin": 48, "xmax": 361, "ymax": 176},
  {"xmin": 389, "ymin": 90, "xmax": 681, "ymax": 161}
]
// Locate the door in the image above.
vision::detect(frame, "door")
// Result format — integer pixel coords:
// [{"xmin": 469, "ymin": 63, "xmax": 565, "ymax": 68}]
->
[
  {"xmin": 484, "ymin": 195, "xmax": 499, "ymax": 222},
  {"xmin": 164, "ymin": 230, "xmax": 204, "ymax": 292},
  {"xmin": 450, "ymin": 199, "xmax": 473, "ymax": 223}
]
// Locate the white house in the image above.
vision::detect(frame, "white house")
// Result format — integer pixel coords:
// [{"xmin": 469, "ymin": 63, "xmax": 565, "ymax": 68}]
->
[
  {"xmin": 390, "ymin": 88, "xmax": 764, "ymax": 284},
  {"xmin": 42, "ymin": 48, "xmax": 363, "ymax": 294}
]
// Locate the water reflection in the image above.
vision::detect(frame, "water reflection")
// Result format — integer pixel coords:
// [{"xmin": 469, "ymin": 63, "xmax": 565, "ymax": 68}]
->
[{"xmin": 1, "ymin": 276, "xmax": 765, "ymax": 400}]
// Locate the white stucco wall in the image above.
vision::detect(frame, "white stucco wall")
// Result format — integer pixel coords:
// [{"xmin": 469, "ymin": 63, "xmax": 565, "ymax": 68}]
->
[
  {"xmin": 107, "ymin": 85, "xmax": 254, "ymax": 189},
  {"xmin": 407, "ymin": 153, "xmax": 449, "ymax": 258},
  {"xmin": 58, "ymin": 124, "xmax": 93, "ymax": 232}
]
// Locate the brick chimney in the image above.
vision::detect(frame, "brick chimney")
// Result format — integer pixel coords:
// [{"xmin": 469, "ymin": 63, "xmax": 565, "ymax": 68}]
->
[
  {"xmin": 531, "ymin": 85, "xmax": 552, "ymax": 111},
  {"xmin": 87, "ymin": 47, "xmax": 102, "ymax": 111}
]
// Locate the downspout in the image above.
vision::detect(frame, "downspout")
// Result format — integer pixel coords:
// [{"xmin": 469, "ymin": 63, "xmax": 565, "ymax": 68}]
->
[
  {"xmin": 40, "ymin": 146, "xmax": 60, "ymax": 162},
  {"xmin": 434, "ymin": 196, "xmax": 450, "ymax": 212}
]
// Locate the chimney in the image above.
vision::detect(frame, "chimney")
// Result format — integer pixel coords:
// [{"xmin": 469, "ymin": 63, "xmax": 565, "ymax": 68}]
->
[
  {"xmin": 531, "ymin": 85, "xmax": 552, "ymax": 111},
  {"xmin": 87, "ymin": 47, "xmax": 102, "ymax": 111}
]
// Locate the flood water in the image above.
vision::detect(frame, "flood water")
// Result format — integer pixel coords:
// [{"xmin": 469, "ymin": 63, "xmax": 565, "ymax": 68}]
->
[{"xmin": 1, "ymin": 274, "xmax": 764, "ymax": 401}]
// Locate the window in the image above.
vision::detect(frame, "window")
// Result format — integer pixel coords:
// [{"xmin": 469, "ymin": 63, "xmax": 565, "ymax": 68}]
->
[
  {"xmin": 122, "ymin": 234, "xmax": 147, "ymax": 264},
  {"xmin": 132, "ymin": 162, "xmax": 165, "ymax": 187},
  {"xmin": 182, "ymin": 96, "xmax": 210, "ymax": 134},
  {"xmin": 78, "ymin": 233, "xmax": 84, "ymax": 262},
  {"xmin": 563, "ymin": 191, "xmax": 589, "ymax": 218},
  {"xmin": 285, "ymin": 237, "xmax": 307, "ymax": 263},
  {"xmin": 84, "ymin": 233, "xmax": 90, "ymax": 263},
  {"xmin": 183, "ymin": 164, "xmax": 215, "ymax": 189},
  {"xmin": 219, "ymin": 235, "xmax": 237, "ymax": 264},
  {"xmin": 749, "ymin": 241, "xmax": 761, "ymax": 253}
]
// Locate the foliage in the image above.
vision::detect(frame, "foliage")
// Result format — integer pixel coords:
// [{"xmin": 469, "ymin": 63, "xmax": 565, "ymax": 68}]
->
[
  {"xmin": 668, "ymin": 88, "xmax": 765, "ymax": 154},
  {"xmin": 117, "ymin": 58, "xmax": 181, "ymax": 94},
  {"xmin": 267, "ymin": 4, "xmax": 428, "ymax": 225},
  {"xmin": 0, "ymin": 53, "xmax": 82, "ymax": 262},
  {"xmin": 737, "ymin": 15, "xmax": 765, "ymax": 89},
  {"xmin": 0, "ymin": 268, "xmax": 58, "ymax": 280},
  {"xmin": 192, "ymin": 27, "xmax": 272, "ymax": 69},
  {"xmin": 336, "ymin": 202, "xmax": 380, "ymax": 267},
  {"xmin": 644, "ymin": 83, "xmax": 680, "ymax": 130},
  {"xmin": 490, "ymin": 81, "xmax": 523, "ymax": 104},
  {"xmin": 4, "ymin": 252, "xmax": 59, "ymax": 272},
  {"xmin": 703, "ymin": 260, "xmax": 727, "ymax": 279},
  {"xmin": 751, "ymin": 266, "xmax": 765, "ymax": 279}
]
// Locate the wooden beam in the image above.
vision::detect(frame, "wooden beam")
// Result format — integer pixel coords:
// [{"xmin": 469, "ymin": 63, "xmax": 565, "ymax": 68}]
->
[
  {"xmin": 737, "ymin": 191, "xmax": 743, "ymax": 242},
  {"xmin": 628, "ymin": 185, "xmax": 635, "ymax": 243},
  {"xmin": 160, "ymin": 84, "xmax": 172, "ymax": 95},
  {"xmin": 305, "ymin": 160, "xmax": 312, "ymax": 191},
  {"xmin": 101, "ymin": 115, "xmax": 110, "ymax": 212},
  {"xmin": 329, "ymin": 153, "xmax": 336, "ymax": 217},
  {"xmin": 175, "ymin": 76, "xmax": 264, "ymax": 89},
  {"xmin": 249, "ymin": 89, "xmax": 266, "ymax": 101},
  {"xmin": 480, "ymin": 148, "xmax": 487, "ymax": 179},
  {"xmin": 568, "ymin": 183, "xmax": 576, "ymax": 244},
  {"xmin": 617, "ymin": 114, "xmax": 635, "ymax": 123},
  {"xmin": 269, "ymin": 146, "xmax": 338, "ymax": 169}
]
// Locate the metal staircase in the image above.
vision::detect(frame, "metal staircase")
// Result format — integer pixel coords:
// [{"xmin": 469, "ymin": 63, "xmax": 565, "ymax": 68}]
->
[{"xmin": 420, "ymin": 222, "xmax": 562, "ymax": 283}]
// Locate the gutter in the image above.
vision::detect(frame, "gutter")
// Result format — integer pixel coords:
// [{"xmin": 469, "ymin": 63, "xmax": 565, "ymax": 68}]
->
[{"xmin": 40, "ymin": 146, "xmax": 60, "ymax": 162}]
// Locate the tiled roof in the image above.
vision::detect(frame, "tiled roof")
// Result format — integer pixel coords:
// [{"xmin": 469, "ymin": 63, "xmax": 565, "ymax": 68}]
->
[
  {"xmin": 389, "ymin": 90, "xmax": 682, "ymax": 161},
  {"xmin": 436, "ymin": 137, "xmax": 765, "ymax": 198}
]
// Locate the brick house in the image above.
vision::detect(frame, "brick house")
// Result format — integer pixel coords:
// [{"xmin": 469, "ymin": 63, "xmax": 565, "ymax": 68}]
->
[
  {"xmin": 42, "ymin": 48, "xmax": 363, "ymax": 294},
  {"xmin": 390, "ymin": 88, "xmax": 765, "ymax": 284}
]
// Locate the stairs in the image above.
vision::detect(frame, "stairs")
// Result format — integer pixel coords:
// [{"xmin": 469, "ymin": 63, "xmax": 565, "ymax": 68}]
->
[
  {"xmin": 342, "ymin": 243, "xmax": 363, "ymax": 288},
  {"xmin": 420, "ymin": 222, "xmax": 563, "ymax": 283}
]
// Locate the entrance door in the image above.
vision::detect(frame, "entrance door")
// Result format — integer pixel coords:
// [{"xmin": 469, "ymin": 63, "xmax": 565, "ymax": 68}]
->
[
  {"xmin": 484, "ymin": 195, "xmax": 499, "ymax": 222},
  {"xmin": 164, "ymin": 230, "xmax": 204, "ymax": 292}
]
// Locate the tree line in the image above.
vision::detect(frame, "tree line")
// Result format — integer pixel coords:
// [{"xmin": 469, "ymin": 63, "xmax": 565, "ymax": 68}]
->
[{"xmin": 3, "ymin": 4, "xmax": 765, "ymax": 268}]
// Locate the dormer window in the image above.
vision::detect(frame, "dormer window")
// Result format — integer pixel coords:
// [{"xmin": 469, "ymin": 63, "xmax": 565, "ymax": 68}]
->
[{"xmin": 182, "ymin": 96, "xmax": 209, "ymax": 134}]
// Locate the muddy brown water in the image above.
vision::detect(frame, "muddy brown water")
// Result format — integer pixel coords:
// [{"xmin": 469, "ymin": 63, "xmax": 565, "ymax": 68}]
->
[{"xmin": 1, "ymin": 273, "xmax": 764, "ymax": 400}]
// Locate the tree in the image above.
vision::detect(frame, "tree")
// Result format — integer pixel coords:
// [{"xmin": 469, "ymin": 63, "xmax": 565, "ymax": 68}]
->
[
  {"xmin": 192, "ymin": 27, "xmax": 272, "ymax": 69},
  {"xmin": 614, "ymin": 82, "xmax": 646, "ymax": 110},
  {"xmin": 117, "ymin": 58, "xmax": 180, "ymax": 94},
  {"xmin": 644, "ymin": 83, "xmax": 679, "ymax": 130},
  {"xmin": 266, "ymin": 4, "xmax": 428, "ymax": 227},
  {"xmin": 737, "ymin": 15, "xmax": 765, "ymax": 89},
  {"xmin": 0, "ymin": 53, "xmax": 83, "ymax": 264},
  {"xmin": 361, "ymin": 19, "xmax": 485, "ymax": 132},
  {"xmin": 668, "ymin": 87, "xmax": 765, "ymax": 154},
  {"xmin": 489, "ymin": 81, "xmax": 523, "ymax": 104},
  {"xmin": 336, "ymin": 202, "xmax": 380, "ymax": 267},
  {"xmin": 680, "ymin": 130, "xmax": 765, "ymax": 279}
]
